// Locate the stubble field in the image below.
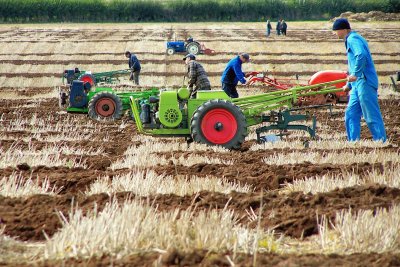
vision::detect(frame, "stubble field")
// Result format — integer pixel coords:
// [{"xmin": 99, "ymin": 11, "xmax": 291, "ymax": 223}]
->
[{"xmin": 1, "ymin": 21, "xmax": 400, "ymax": 266}]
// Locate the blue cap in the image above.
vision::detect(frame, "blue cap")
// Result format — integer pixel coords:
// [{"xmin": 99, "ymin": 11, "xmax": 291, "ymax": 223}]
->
[
  {"xmin": 183, "ymin": 54, "xmax": 196, "ymax": 61},
  {"xmin": 332, "ymin": 18, "xmax": 351, "ymax": 31}
]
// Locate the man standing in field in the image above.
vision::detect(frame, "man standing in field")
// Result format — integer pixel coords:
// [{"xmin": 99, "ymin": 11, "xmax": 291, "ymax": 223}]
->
[
  {"xmin": 332, "ymin": 18, "xmax": 386, "ymax": 142},
  {"xmin": 281, "ymin": 20, "xmax": 287, "ymax": 36},
  {"xmin": 125, "ymin": 51, "xmax": 141, "ymax": 85},
  {"xmin": 276, "ymin": 19, "xmax": 281, "ymax": 35},
  {"xmin": 183, "ymin": 54, "xmax": 211, "ymax": 98},
  {"xmin": 266, "ymin": 20, "xmax": 272, "ymax": 37},
  {"xmin": 221, "ymin": 53, "xmax": 250, "ymax": 98}
]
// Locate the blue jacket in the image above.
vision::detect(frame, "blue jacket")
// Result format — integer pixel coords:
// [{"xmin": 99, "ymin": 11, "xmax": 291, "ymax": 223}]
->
[
  {"xmin": 345, "ymin": 31, "xmax": 378, "ymax": 89},
  {"xmin": 129, "ymin": 54, "xmax": 141, "ymax": 71},
  {"xmin": 221, "ymin": 56, "xmax": 246, "ymax": 85}
]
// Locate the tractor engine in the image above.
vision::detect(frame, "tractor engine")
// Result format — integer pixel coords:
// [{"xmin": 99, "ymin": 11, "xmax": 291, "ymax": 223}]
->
[
  {"xmin": 67, "ymin": 80, "xmax": 91, "ymax": 108},
  {"xmin": 140, "ymin": 88, "xmax": 190, "ymax": 129},
  {"xmin": 63, "ymin": 68, "xmax": 80, "ymax": 85}
]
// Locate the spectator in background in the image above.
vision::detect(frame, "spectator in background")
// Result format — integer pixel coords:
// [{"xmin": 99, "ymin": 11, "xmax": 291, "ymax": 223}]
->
[
  {"xmin": 276, "ymin": 19, "xmax": 281, "ymax": 35},
  {"xmin": 125, "ymin": 51, "xmax": 141, "ymax": 85},
  {"xmin": 266, "ymin": 20, "xmax": 272, "ymax": 37},
  {"xmin": 281, "ymin": 20, "xmax": 287, "ymax": 36}
]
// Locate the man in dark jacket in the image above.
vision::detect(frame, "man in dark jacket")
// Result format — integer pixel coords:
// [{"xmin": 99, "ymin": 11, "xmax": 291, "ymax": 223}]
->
[
  {"xmin": 266, "ymin": 20, "xmax": 272, "ymax": 37},
  {"xmin": 281, "ymin": 20, "xmax": 287, "ymax": 35},
  {"xmin": 276, "ymin": 19, "xmax": 281, "ymax": 35},
  {"xmin": 184, "ymin": 54, "xmax": 211, "ymax": 98},
  {"xmin": 125, "ymin": 51, "xmax": 141, "ymax": 85},
  {"xmin": 221, "ymin": 53, "xmax": 250, "ymax": 98}
]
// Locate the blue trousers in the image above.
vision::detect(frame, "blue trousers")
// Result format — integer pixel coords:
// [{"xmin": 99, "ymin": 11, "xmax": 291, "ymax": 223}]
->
[{"xmin": 345, "ymin": 80, "xmax": 386, "ymax": 142}]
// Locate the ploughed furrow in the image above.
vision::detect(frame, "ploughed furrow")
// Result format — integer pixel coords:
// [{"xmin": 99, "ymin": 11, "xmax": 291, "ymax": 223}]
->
[
  {"xmin": 2, "ymin": 59, "xmax": 400, "ymax": 65},
  {"xmin": 0, "ymin": 52, "xmax": 399, "ymax": 56},
  {"xmin": 0, "ymin": 71, "xmax": 395, "ymax": 78},
  {"xmin": 1, "ymin": 185, "xmax": 399, "ymax": 241},
  {"xmin": 12, "ymin": 250, "xmax": 399, "ymax": 267}
]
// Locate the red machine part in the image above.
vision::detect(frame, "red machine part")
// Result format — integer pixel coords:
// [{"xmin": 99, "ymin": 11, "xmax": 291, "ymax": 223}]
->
[
  {"xmin": 200, "ymin": 44, "xmax": 216, "ymax": 55},
  {"xmin": 79, "ymin": 74, "xmax": 95, "ymax": 86},
  {"xmin": 308, "ymin": 70, "xmax": 348, "ymax": 103},
  {"xmin": 200, "ymin": 108, "xmax": 238, "ymax": 144},
  {"xmin": 246, "ymin": 71, "xmax": 301, "ymax": 90}
]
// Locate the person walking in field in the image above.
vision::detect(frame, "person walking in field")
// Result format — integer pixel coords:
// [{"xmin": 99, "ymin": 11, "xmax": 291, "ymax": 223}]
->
[
  {"xmin": 125, "ymin": 51, "xmax": 141, "ymax": 85},
  {"xmin": 221, "ymin": 53, "xmax": 250, "ymax": 98},
  {"xmin": 276, "ymin": 19, "xmax": 281, "ymax": 35},
  {"xmin": 281, "ymin": 20, "xmax": 287, "ymax": 35},
  {"xmin": 266, "ymin": 20, "xmax": 272, "ymax": 37},
  {"xmin": 332, "ymin": 18, "xmax": 386, "ymax": 142},
  {"xmin": 183, "ymin": 54, "xmax": 211, "ymax": 98}
]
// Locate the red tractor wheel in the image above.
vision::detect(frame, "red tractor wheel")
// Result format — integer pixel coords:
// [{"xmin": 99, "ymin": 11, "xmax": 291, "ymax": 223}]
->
[
  {"xmin": 191, "ymin": 100, "xmax": 247, "ymax": 149},
  {"xmin": 88, "ymin": 92, "xmax": 123, "ymax": 120},
  {"xmin": 79, "ymin": 74, "xmax": 95, "ymax": 86}
]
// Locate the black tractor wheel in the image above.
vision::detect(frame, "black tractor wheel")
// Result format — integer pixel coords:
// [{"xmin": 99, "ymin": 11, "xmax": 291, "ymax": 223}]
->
[
  {"xmin": 88, "ymin": 91, "xmax": 123, "ymax": 121},
  {"xmin": 190, "ymin": 99, "xmax": 247, "ymax": 149},
  {"xmin": 186, "ymin": 42, "xmax": 201, "ymax": 55}
]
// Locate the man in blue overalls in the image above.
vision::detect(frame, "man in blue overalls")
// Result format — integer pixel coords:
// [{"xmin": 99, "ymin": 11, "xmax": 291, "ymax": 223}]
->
[
  {"xmin": 221, "ymin": 53, "xmax": 250, "ymax": 98},
  {"xmin": 332, "ymin": 18, "xmax": 386, "ymax": 142}
]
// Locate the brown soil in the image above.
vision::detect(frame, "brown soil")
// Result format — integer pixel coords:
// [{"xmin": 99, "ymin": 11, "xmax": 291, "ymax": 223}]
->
[
  {"xmin": 5, "ymin": 250, "xmax": 400, "ymax": 267},
  {"xmin": 1, "ymin": 24, "xmax": 400, "ymax": 264},
  {"xmin": 1, "ymin": 184, "xmax": 399, "ymax": 241},
  {"xmin": 0, "ymin": 70, "xmax": 395, "ymax": 79}
]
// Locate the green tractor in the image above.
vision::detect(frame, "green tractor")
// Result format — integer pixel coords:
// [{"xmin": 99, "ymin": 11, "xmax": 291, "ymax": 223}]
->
[
  {"xmin": 59, "ymin": 80, "xmax": 159, "ymax": 120},
  {"xmin": 63, "ymin": 67, "xmax": 131, "ymax": 86},
  {"xmin": 60, "ymin": 67, "xmax": 159, "ymax": 120},
  {"xmin": 130, "ymin": 79, "xmax": 346, "ymax": 149}
]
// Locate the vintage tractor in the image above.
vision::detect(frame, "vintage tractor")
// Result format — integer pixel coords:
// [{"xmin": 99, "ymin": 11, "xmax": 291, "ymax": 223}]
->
[
  {"xmin": 63, "ymin": 68, "xmax": 131, "ymax": 86},
  {"xmin": 129, "ymin": 79, "xmax": 346, "ymax": 149},
  {"xmin": 59, "ymin": 80, "xmax": 159, "ymax": 120},
  {"xmin": 247, "ymin": 70, "xmax": 348, "ymax": 104},
  {"xmin": 166, "ymin": 37, "xmax": 215, "ymax": 55}
]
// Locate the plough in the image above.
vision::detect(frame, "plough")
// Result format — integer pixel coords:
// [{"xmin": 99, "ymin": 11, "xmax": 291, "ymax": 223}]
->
[
  {"xmin": 246, "ymin": 70, "xmax": 349, "ymax": 104},
  {"xmin": 129, "ymin": 78, "xmax": 347, "ymax": 149}
]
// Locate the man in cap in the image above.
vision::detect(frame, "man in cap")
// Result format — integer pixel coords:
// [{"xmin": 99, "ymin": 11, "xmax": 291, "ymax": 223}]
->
[
  {"xmin": 221, "ymin": 53, "xmax": 250, "ymax": 98},
  {"xmin": 332, "ymin": 18, "xmax": 386, "ymax": 142},
  {"xmin": 183, "ymin": 54, "xmax": 211, "ymax": 98},
  {"xmin": 125, "ymin": 51, "xmax": 141, "ymax": 85}
]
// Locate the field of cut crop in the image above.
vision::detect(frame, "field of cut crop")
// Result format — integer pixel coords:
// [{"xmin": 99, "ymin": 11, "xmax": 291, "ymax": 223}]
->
[{"xmin": 1, "ymin": 21, "xmax": 400, "ymax": 266}]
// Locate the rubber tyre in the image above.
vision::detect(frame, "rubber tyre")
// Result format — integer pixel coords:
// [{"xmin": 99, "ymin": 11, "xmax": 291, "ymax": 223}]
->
[
  {"xmin": 88, "ymin": 91, "xmax": 123, "ymax": 121},
  {"xmin": 166, "ymin": 48, "xmax": 175, "ymax": 55},
  {"xmin": 186, "ymin": 42, "xmax": 200, "ymax": 55},
  {"xmin": 191, "ymin": 99, "xmax": 247, "ymax": 149}
]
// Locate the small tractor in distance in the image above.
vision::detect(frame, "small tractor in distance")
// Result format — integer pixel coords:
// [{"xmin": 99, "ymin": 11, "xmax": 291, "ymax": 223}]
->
[
  {"xmin": 130, "ymin": 78, "xmax": 347, "ymax": 149},
  {"xmin": 166, "ymin": 37, "xmax": 215, "ymax": 55}
]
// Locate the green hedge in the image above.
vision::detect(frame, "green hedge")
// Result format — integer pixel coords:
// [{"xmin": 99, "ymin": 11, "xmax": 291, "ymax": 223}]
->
[{"xmin": 0, "ymin": 0, "xmax": 398, "ymax": 23}]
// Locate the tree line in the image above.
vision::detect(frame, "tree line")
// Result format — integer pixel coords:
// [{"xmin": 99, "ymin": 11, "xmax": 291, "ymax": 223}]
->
[{"xmin": 0, "ymin": 0, "xmax": 398, "ymax": 23}]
